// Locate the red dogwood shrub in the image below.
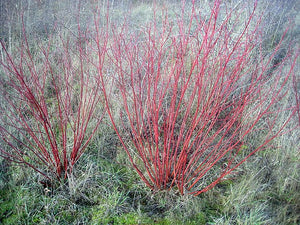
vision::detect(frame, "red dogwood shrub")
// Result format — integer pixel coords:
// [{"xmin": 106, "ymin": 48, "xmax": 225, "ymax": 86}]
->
[
  {"xmin": 0, "ymin": 21, "xmax": 106, "ymax": 182},
  {"xmin": 98, "ymin": 0, "xmax": 299, "ymax": 195}
]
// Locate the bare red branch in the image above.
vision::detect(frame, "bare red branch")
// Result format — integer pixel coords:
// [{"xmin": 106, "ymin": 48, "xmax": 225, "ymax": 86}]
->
[{"xmin": 97, "ymin": 0, "xmax": 299, "ymax": 195}]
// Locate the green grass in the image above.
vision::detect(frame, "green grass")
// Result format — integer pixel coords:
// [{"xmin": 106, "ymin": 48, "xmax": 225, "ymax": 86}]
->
[{"xmin": 0, "ymin": 135, "xmax": 299, "ymax": 224}]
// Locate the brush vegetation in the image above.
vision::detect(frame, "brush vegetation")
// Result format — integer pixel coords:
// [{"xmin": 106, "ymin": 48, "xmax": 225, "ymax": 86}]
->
[{"xmin": 0, "ymin": 0, "xmax": 299, "ymax": 224}]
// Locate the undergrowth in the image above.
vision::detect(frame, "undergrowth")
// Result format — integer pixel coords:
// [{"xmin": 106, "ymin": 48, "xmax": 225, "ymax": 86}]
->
[{"xmin": 0, "ymin": 0, "xmax": 299, "ymax": 224}]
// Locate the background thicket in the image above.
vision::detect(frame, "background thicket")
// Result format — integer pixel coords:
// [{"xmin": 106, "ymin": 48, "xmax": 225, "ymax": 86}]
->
[{"xmin": 0, "ymin": 0, "xmax": 299, "ymax": 224}]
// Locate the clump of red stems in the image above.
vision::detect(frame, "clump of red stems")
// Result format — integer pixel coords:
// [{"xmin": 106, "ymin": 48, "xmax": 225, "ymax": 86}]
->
[
  {"xmin": 0, "ymin": 20, "xmax": 106, "ymax": 182},
  {"xmin": 97, "ymin": 0, "xmax": 299, "ymax": 195}
]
